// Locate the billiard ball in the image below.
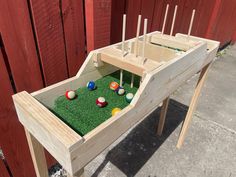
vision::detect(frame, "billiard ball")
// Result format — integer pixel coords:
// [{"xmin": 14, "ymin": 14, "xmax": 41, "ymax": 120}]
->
[
  {"xmin": 109, "ymin": 81, "xmax": 119, "ymax": 91},
  {"xmin": 87, "ymin": 81, "xmax": 96, "ymax": 90},
  {"xmin": 112, "ymin": 108, "xmax": 121, "ymax": 116},
  {"xmin": 96, "ymin": 97, "xmax": 107, "ymax": 107},
  {"xmin": 65, "ymin": 90, "xmax": 76, "ymax": 100},
  {"xmin": 125, "ymin": 93, "xmax": 134, "ymax": 103},
  {"xmin": 117, "ymin": 87, "xmax": 125, "ymax": 96}
]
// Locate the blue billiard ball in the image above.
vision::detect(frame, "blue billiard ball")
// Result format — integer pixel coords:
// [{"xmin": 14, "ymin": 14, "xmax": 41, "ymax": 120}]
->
[{"xmin": 87, "ymin": 81, "xmax": 96, "ymax": 90}]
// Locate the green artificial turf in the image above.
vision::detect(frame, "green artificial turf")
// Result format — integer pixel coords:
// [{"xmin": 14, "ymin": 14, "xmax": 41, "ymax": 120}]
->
[{"xmin": 52, "ymin": 71, "xmax": 140, "ymax": 136}]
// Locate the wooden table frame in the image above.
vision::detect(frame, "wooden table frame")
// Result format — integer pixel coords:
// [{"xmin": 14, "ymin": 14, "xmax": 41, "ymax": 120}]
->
[
  {"xmin": 23, "ymin": 62, "xmax": 212, "ymax": 177},
  {"xmin": 13, "ymin": 32, "xmax": 219, "ymax": 177},
  {"xmin": 157, "ymin": 62, "xmax": 212, "ymax": 148}
]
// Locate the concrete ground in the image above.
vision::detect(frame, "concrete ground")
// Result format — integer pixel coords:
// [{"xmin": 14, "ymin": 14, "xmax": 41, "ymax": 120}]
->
[{"xmin": 50, "ymin": 45, "xmax": 236, "ymax": 177}]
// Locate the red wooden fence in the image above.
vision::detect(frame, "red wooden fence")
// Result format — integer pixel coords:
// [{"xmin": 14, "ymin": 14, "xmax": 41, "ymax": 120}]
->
[{"xmin": 0, "ymin": 0, "xmax": 236, "ymax": 176}]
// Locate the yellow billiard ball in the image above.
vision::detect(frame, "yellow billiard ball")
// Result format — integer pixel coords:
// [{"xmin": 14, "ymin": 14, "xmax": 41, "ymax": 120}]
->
[{"xmin": 111, "ymin": 108, "xmax": 121, "ymax": 116}]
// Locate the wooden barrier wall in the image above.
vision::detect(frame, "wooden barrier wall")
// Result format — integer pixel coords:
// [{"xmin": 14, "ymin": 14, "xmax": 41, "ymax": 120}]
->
[{"xmin": 0, "ymin": 0, "xmax": 235, "ymax": 176}]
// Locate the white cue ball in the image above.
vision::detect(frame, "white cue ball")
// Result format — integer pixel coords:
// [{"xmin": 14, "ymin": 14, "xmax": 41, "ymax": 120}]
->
[{"xmin": 66, "ymin": 91, "xmax": 76, "ymax": 100}]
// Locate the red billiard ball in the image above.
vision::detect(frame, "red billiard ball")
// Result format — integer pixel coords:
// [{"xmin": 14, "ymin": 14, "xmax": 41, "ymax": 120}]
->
[
  {"xmin": 96, "ymin": 97, "xmax": 107, "ymax": 107},
  {"xmin": 65, "ymin": 90, "xmax": 76, "ymax": 100}
]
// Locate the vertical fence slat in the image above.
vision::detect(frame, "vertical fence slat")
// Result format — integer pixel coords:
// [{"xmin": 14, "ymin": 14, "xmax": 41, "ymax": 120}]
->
[
  {"xmin": 150, "ymin": 0, "xmax": 165, "ymax": 32},
  {"xmin": 0, "ymin": 0, "xmax": 45, "ymax": 176},
  {"xmin": 85, "ymin": 0, "xmax": 112, "ymax": 52},
  {"xmin": 62, "ymin": 0, "xmax": 86, "ymax": 77},
  {"xmin": 206, "ymin": 0, "xmax": 236, "ymax": 44},
  {"xmin": 0, "ymin": 50, "xmax": 12, "ymax": 177},
  {"xmin": 125, "ymin": 0, "xmax": 142, "ymax": 39},
  {"xmin": 192, "ymin": 0, "xmax": 217, "ymax": 38},
  {"xmin": 0, "ymin": 159, "xmax": 10, "ymax": 177},
  {"xmin": 0, "ymin": 45, "xmax": 36, "ymax": 177},
  {"xmin": 175, "ymin": 0, "xmax": 199, "ymax": 35},
  {"xmin": 29, "ymin": 0, "xmax": 68, "ymax": 86},
  {"xmin": 0, "ymin": 0, "xmax": 44, "ymax": 92},
  {"xmin": 110, "ymin": 0, "xmax": 126, "ymax": 44},
  {"xmin": 140, "ymin": 0, "xmax": 156, "ymax": 33},
  {"xmin": 232, "ymin": 29, "xmax": 236, "ymax": 43}
]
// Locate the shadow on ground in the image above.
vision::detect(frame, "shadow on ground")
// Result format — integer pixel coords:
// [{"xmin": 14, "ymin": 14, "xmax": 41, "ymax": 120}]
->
[{"xmin": 90, "ymin": 99, "xmax": 188, "ymax": 177}]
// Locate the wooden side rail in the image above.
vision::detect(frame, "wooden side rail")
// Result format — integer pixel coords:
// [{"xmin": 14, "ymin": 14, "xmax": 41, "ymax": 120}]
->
[{"xmin": 12, "ymin": 91, "xmax": 83, "ymax": 174}]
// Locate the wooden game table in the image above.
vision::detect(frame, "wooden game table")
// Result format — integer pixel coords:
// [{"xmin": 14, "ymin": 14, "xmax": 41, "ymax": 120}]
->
[{"xmin": 13, "ymin": 31, "xmax": 219, "ymax": 177}]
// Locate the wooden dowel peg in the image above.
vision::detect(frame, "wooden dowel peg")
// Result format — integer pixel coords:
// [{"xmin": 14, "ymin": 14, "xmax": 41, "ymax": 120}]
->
[
  {"xmin": 130, "ymin": 74, "xmax": 134, "ymax": 88},
  {"xmin": 142, "ymin": 18, "xmax": 148, "ymax": 65},
  {"xmin": 120, "ymin": 69, "xmax": 123, "ymax": 87},
  {"xmin": 187, "ymin": 9, "xmax": 196, "ymax": 40},
  {"xmin": 122, "ymin": 14, "xmax": 126, "ymax": 58},
  {"xmin": 135, "ymin": 15, "xmax": 142, "ymax": 57},
  {"xmin": 120, "ymin": 14, "xmax": 126, "ymax": 87},
  {"xmin": 170, "ymin": 5, "xmax": 178, "ymax": 36},
  {"xmin": 161, "ymin": 4, "xmax": 169, "ymax": 35},
  {"xmin": 132, "ymin": 15, "xmax": 141, "ymax": 88}
]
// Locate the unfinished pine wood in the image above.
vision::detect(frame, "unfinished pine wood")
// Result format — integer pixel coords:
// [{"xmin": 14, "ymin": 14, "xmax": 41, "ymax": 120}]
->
[
  {"xmin": 131, "ymin": 40, "xmax": 177, "ymax": 62},
  {"xmin": 68, "ymin": 39, "xmax": 211, "ymax": 173},
  {"xmin": 13, "ymin": 32, "xmax": 219, "ymax": 175},
  {"xmin": 100, "ymin": 48, "xmax": 161, "ymax": 76},
  {"xmin": 175, "ymin": 33, "xmax": 220, "ymax": 67},
  {"xmin": 25, "ymin": 129, "xmax": 48, "ymax": 177},
  {"xmin": 67, "ymin": 168, "xmax": 84, "ymax": 177},
  {"xmin": 151, "ymin": 33, "xmax": 197, "ymax": 51},
  {"xmin": 177, "ymin": 63, "xmax": 212, "ymax": 148},
  {"xmin": 13, "ymin": 91, "xmax": 83, "ymax": 174},
  {"xmin": 157, "ymin": 97, "xmax": 170, "ymax": 136}
]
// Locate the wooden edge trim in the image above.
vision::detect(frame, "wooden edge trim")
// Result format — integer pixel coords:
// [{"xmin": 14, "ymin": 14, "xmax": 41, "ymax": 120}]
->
[
  {"xmin": 100, "ymin": 51, "xmax": 144, "ymax": 76},
  {"xmin": 12, "ymin": 91, "xmax": 83, "ymax": 149},
  {"xmin": 31, "ymin": 76, "xmax": 78, "ymax": 97}
]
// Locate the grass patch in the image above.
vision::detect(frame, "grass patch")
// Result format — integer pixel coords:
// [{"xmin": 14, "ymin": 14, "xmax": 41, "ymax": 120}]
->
[{"xmin": 52, "ymin": 71, "xmax": 140, "ymax": 136}]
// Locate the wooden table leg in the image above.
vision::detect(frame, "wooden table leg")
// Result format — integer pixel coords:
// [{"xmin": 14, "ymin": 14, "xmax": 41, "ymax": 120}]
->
[
  {"xmin": 177, "ymin": 63, "xmax": 212, "ymax": 148},
  {"xmin": 68, "ymin": 168, "xmax": 84, "ymax": 177},
  {"xmin": 157, "ymin": 97, "xmax": 170, "ymax": 136},
  {"xmin": 25, "ymin": 129, "xmax": 48, "ymax": 177}
]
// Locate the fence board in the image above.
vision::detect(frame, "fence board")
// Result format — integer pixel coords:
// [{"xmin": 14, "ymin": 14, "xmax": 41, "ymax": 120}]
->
[
  {"xmin": 125, "ymin": 0, "xmax": 142, "ymax": 39},
  {"xmin": 0, "ymin": 49, "xmax": 11, "ymax": 177},
  {"xmin": 0, "ymin": 0, "xmax": 44, "ymax": 92},
  {"xmin": 151, "ymin": 0, "xmax": 165, "ymax": 32},
  {"xmin": 0, "ymin": 159, "xmax": 10, "ymax": 177},
  {"xmin": 193, "ymin": 0, "xmax": 218, "ymax": 38},
  {"xmin": 85, "ymin": 0, "xmax": 112, "ymax": 52},
  {"xmin": 207, "ymin": 0, "xmax": 236, "ymax": 45},
  {"xmin": 0, "ymin": 45, "xmax": 36, "ymax": 177},
  {"xmin": 110, "ymin": 0, "xmax": 126, "ymax": 44},
  {"xmin": 175, "ymin": 0, "xmax": 199, "ymax": 35},
  {"xmin": 29, "ymin": 0, "xmax": 68, "ymax": 85},
  {"xmin": 140, "ymin": 0, "xmax": 156, "ymax": 33},
  {"xmin": 62, "ymin": 0, "xmax": 86, "ymax": 77},
  {"xmin": 232, "ymin": 29, "xmax": 236, "ymax": 42}
]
